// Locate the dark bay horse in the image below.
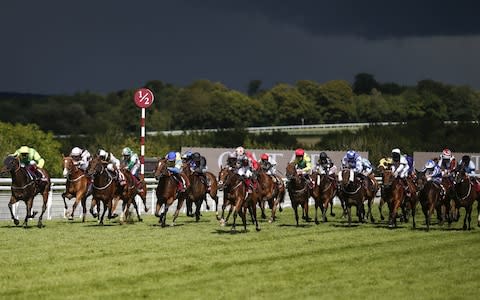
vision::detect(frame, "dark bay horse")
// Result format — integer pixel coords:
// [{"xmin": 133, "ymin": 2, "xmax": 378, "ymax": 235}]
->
[
  {"xmin": 110, "ymin": 169, "xmax": 145, "ymax": 223},
  {"xmin": 154, "ymin": 159, "xmax": 186, "ymax": 227},
  {"xmin": 310, "ymin": 172, "xmax": 337, "ymax": 224},
  {"xmin": 416, "ymin": 172, "xmax": 443, "ymax": 231},
  {"xmin": 205, "ymin": 171, "xmax": 219, "ymax": 215},
  {"xmin": 450, "ymin": 170, "xmax": 477, "ymax": 230},
  {"xmin": 338, "ymin": 168, "xmax": 365, "ymax": 226},
  {"xmin": 86, "ymin": 156, "xmax": 120, "ymax": 225},
  {"xmin": 184, "ymin": 167, "xmax": 208, "ymax": 222},
  {"xmin": 1, "ymin": 155, "xmax": 51, "ymax": 228},
  {"xmin": 217, "ymin": 166, "xmax": 235, "ymax": 224},
  {"xmin": 363, "ymin": 173, "xmax": 379, "ymax": 223},
  {"xmin": 256, "ymin": 169, "xmax": 284, "ymax": 223},
  {"xmin": 285, "ymin": 162, "xmax": 311, "ymax": 226},
  {"xmin": 62, "ymin": 156, "xmax": 91, "ymax": 222}
]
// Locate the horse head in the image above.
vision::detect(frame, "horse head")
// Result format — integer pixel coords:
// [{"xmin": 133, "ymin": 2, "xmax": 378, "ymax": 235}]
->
[
  {"xmin": 415, "ymin": 170, "xmax": 427, "ymax": 191},
  {"xmin": 217, "ymin": 166, "xmax": 232, "ymax": 191},
  {"xmin": 62, "ymin": 156, "xmax": 76, "ymax": 178},
  {"xmin": 2, "ymin": 155, "xmax": 19, "ymax": 174},
  {"xmin": 86, "ymin": 156, "xmax": 104, "ymax": 178},
  {"xmin": 154, "ymin": 159, "xmax": 169, "ymax": 180},
  {"xmin": 381, "ymin": 169, "xmax": 394, "ymax": 188}
]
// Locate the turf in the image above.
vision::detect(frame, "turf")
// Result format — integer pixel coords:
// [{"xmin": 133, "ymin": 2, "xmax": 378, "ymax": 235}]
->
[{"xmin": 0, "ymin": 204, "xmax": 478, "ymax": 300}]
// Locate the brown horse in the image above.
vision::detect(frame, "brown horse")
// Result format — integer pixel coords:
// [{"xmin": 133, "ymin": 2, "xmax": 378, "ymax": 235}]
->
[
  {"xmin": 205, "ymin": 171, "xmax": 219, "ymax": 215},
  {"xmin": 285, "ymin": 162, "xmax": 311, "ymax": 226},
  {"xmin": 62, "ymin": 156, "xmax": 91, "ymax": 222},
  {"xmin": 416, "ymin": 171, "xmax": 443, "ymax": 231},
  {"xmin": 338, "ymin": 168, "xmax": 365, "ymax": 226},
  {"xmin": 217, "ymin": 166, "xmax": 235, "ymax": 224},
  {"xmin": 450, "ymin": 170, "xmax": 477, "ymax": 230},
  {"xmin": 86, "ymin": 156, "xmax": 121, "ymax": 225},
  {"xmin": 378, "ymin": 168, "xmax": 392, "ymax": 221},
  {"xmin": 362, "ymin": 173, "xmax": 379, "ymax": 223},
  {"xmin": 110, "ymin": 169, "xmax": 146, "ymax": 223},
  {"xmin": 184, "ymin": 167, "xmax": 208, "ymax": 222},
  {"xmin": 256, "ymin": 169, "xmax": 284, "ymax": 223},
  {"xmin": 1, "ymin": 155, "xmax": 51, "ymax": 228},
  {"xmin": 153, "ymin": 159, "xmax": 186, "ymax": 227},
  {"xmin": 310, "ymin": 172, "xmax": 337, "ymax": 224}
]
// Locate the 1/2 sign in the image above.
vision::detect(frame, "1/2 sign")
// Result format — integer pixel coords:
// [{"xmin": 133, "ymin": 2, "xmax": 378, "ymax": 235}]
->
[{"xmin": 134, "ymin": 88, "xmax": 155, "ymax": 108}]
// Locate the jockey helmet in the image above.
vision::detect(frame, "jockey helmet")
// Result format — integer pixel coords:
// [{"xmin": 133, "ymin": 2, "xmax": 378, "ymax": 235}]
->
[
  {"xmin": 228, "ymin": 151, "xmax": 237, "ymax": 159},
  {"xmin": 346, "ymin": 150, "xmax": 356, "ymax": 160},
  {"xmin": 425, "ymin": 160, "xmax": 435, "ymax": 169},
  {"xmin": 235, "ymin": 146, "xmax": 245, "ymax": 156},
  {"xmin": 192, "ymin": 152, "xmax": 201, "ymax": 160},
  {"xmin": 295, "ymin": 148, "xmax": 304, "ymax": 157},
  {"xmin": 71, "ymin": 147, "xmax": 82, "ymax": 157},
  {"xmin": 261, "ymin": 153, "xmax": 269, "ymax": 161},
  {"xmin": 167, "ymin": 151, "xmax": 177, "ymax": 161},
  {"xmin": 441, "ymin": 148, "xmax": 452, "ymax": 159},
  {"xmin": 319, "ymin": 152, "xmax": 327, "ymax": 160},
  {"xmin": 391, "ymin": 148, "xmax": 401, "ymax": 162},
  {"xmin": 122, "ymin": 147, "xmax": 132, "ymax": 156},
  {"xmin": 98, "ymin": 149, "xmax": 107, "ymax": 159},
  {"xmin": 19, "ymin": 146, "xmax": 29, "ymax": 154},
  {"xmin": 182, "ymin": 150, "xmax": 192, "ymax": 159},
  {"xmin": 462, "ymin": 155, "xmax": 470, "ymax": 163}
]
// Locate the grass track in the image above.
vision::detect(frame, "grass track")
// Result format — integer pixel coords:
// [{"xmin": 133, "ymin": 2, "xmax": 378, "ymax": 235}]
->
[{"xmin": 0, "ymin": 204, "xmax": 479, "ymax": 300}]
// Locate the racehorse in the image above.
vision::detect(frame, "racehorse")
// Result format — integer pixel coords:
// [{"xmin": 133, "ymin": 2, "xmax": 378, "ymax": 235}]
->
[
  {"xmin": 154, "ymin": 158, "xmax": 186, "ymax": 227},
  {"xmin": 310, "ymin": 171, "xmax": 337, "ymax": 224},
  {"xmin": 378, "ymin": 168, "xmax": 392, "ymax": 221},
  {"xmin": 450, "ymin": 170, "xmax": 477, "ymax": 230},
  {"xmin": 416, "ymin": 171, "xmax": 443, "ymax": 231},
  {"xmin": 285, "ymin": 162, "xmax": 311, "ymax": 226},
  {"xmin": 110, "ymin": 169, "xmax": 146, "ymax": 223},
  {"xmin": 256, "ymin": 169, "xmax": 284, "ymax": 223},
  {"xmin": 205, "ymin": 171, "xmax": 219, "ymax": 215},
  {"xmin": 1, "ymin": 155, "xmax": 51, "ymax": 228},
  {"xmin": 362, "ymin": 173, "xmax": 379, "ymax": 223},
  {"xmin": 337, "ymin": 168, "xmax": 365, "ymax": 226},
  {"xmin": 184, "ymin": 166, "xmax": 208, "ymax": 222},
  {"xmin": 62, "ymin": 156, "xmax": 91, "ymax": 222},
  {"xmin": 86, "ymin": 156, "xmax": 121, "ymax": 225},
  {"xmin": 217, "ymin": 166, "xmax": 260, "ymax": 232}
]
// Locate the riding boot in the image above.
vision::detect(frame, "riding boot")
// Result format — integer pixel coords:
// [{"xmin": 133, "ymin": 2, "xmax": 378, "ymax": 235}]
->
[
  {"xmin": 176, "ymin": 174, "xmax": 185, "ymax": 192},
  {"xmin": 245, "ymin": 178, "xmax": 253, "ymax": 193}
]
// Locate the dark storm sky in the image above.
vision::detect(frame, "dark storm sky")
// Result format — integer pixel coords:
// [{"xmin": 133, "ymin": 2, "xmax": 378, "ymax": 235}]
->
[{"xmin": 1, "ymin": 0, "xmax": 480, "ymax": 95}]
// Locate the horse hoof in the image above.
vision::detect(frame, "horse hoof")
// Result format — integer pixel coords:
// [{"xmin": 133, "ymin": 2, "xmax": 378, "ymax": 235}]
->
[
  {"xmin": 256, "ymin": 227, "xmax": 261, "ymax": 232},
  {"xmin": 315, "ymin": 220, "xmax": 320, "ymax": 225},
  {"xmin": 37, "ymin": 223, "xmax": 43, "ymax": 228},
  {"xmin": 68, "ymin": 216, "xmax": 74, "ymax": 221},
  {"xmin": 279, "ymin": 207, "xmax": 283, "ymax": 212},
  {"xmin": 13, "ymin": 219, "xmax": 19, "ymax": 226},
  {"xmin": 330, "ymin": 213, "xmax": 336, "ymax": 217}
]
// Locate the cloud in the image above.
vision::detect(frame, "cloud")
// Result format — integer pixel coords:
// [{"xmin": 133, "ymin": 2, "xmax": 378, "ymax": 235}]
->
[{"xmin": 194, "ymin": 0, "xmax": 480, "ymax": 39}]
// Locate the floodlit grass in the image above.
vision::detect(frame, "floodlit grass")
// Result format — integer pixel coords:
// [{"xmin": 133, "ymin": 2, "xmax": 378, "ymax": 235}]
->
[{"xmin": 0, "ymin": 204, "xmax": 479, "ymax": 300}]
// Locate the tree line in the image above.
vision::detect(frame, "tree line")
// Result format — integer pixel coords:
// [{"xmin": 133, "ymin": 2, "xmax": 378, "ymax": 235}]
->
[{"xmin": 1, "ymin": 73, "xmax": 479, "ymax": 177}]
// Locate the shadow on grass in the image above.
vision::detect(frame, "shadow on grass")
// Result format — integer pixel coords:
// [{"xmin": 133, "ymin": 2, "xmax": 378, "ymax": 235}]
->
[
  {"xmin": 212, "ymin": 228, "xmax": 249, "ymax": 234},
  {"xmin": 149, "ymin": 223, "xmax": 185, "ymax": 228},
  {"xmin": 278, "ymin": 223, "xmax": 312, "ymax": 228}
]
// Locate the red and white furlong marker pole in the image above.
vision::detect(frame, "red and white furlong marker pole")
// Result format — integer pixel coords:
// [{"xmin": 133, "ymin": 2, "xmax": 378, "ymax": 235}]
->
[{"xmin": 134, "ymin": 88, "xmax": 155, "ymax": 179}]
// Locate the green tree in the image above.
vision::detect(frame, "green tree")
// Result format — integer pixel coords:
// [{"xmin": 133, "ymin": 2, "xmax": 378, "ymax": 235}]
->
[{"xmin": 353, "ymin": 73, "xmax": 379, "ymax": 95}]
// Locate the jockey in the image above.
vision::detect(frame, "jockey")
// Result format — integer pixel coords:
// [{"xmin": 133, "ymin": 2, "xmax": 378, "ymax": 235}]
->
[
  {"xmin": 339, "ymin": 150, "xmax": 362, "ymax": 183},
  {"xmin": 360, "ymin": 158, "xmax": 373, "ymax": 177},
  {"xmin": 190, "ymin": 152, "xmax": 210, "ymax": 190},
  {"xmin": 457, "ymin": 155, "xmax": 476, "ymax": 177},
  {"xmin": 291, "ymin": 148, "xmax": 312, "ymax": 187},
  {"xmin": 70, "ymin": 146, "xmax": 91, "ymax": 171},
  {"xmin": 165, "ymin": 151, "xmax": 187, "ymax": 192},
  {"xmin": 437, "ymin": 148, "xmax": 457, "ymax": 176},
  {"xmin": 378, "ymin": 157, "xmax": 393, "ymax": 171},
  {"xmin": 259, "ymin": 153, "xmax": 277, "ymax": 176},
  {"xmin": 391, "ymin": 148, "xmax": 409, "ymax": 179},
  {"xmin": 236, "ymin": 152, "xmax": 255, "ymax": 192},
  {"xmin": 316, "ymin": 152, "xmax": 337, "ymax": 176},
  {"xmin": 235, "ymin": 146, "xmax": 259, "ymax": 171},
  {"xmin": 13, "ymin": 145, "xmax": 46, "ymax": 181},
  {"xmin": 423, "ymin": 160, "xmax": 442, "ymax": 183},
  {"xmin": 181, "ymin": 150, "xmax": 193, "ymax": 164},
  {"xmin": 121, "ymin": 147, "xmax": 143, "ymax": 192},
  {"xmin": 226, "ymin": 151, "xmax": 237, "ymax": 170},
  {"xmin": 98, "ymin": 149, "xmax": 125, "ymax": 183}
]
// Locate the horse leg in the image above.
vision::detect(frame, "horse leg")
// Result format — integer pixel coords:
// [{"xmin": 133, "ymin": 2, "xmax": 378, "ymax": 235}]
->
[
  {"xmin": 330, "ymin": 197, "xmax": 335, "ymax": 217},
  {"xmin": 269, "ymin": 197, "xmax": 278, "ymax": 223},
  {"xmin": 322, "ymin": 199, "xmax": 329, "ymax": 223},
  {"xmin": 252, "ymin": 202, "xmax": 260, "ymax": 231},
  {"xmin": 195, "ymin": 198, "xmax": 202, "ymax": 222},
  {"xmin": 36, "ymin": 191, "xmax": 49, "ymax": 228},
  {"xmin": 293, "ymin": 203, "xmax": 300, "ymax": 226},
  {"xmin": 368, "ymin": 199, "xmax": 375, "ymax": 223},
  {"xmin": 132, "ymin": 197, "xmax": 143, "ymax": 222},
  {"xmin": 346, "ymin": 204, "xmax": 352, "ymax": 227},
  {"xmin": 314, "ymin": 201, "xmax": 319, "ymax": 225},
  {"xmin": 61, "ymin": 193, "xmax": 69, "ymax": 218},
  {"xmin": 110, "ymin": 197, "xmax": 120, "ymax": 219},
  {"xmin": 379, "ymin": 198, "xmax": 385, "ymax": 221},
  {"xmin": 464, "ymin": 206, "xmax": 472, "ymax": 230},
  {"xmin": 8, "ymin": 197, "xmax": 20, "ymax": 226},
  {"xmin": 99, "ymin": 201, "xmax": 108, "ymax": 225},
  {"xmin": 23, "ymin": 198, "xmax": 35, "ymax": 228},
  {"xmin": 172, "ymin": 198, "xmax": 184, "ymax": 226},
  {"xmin": 81, "ymin": 195, "xmax": 87, "ymax": 222},
  {"xmin": 161, "ymin": 204, "xmax": 170, "ymax": 227},
  {"xmin": 90, "ymin": 198, "xmax": 98, "ymax": 218}
]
